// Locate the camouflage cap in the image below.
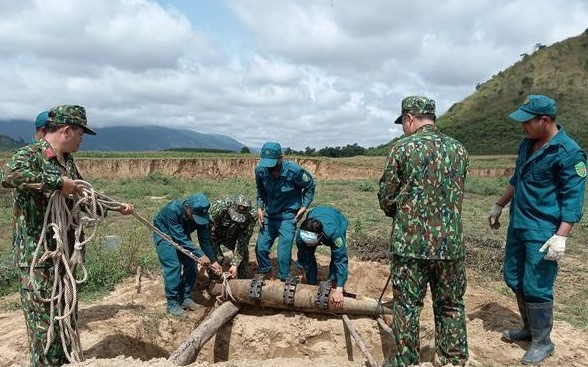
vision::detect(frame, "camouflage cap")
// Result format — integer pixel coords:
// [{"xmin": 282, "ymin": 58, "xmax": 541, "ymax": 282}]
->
[
  {"xmin": 47, "ymin": 105, "xmax": 97, "ymax": 135},
  {"xmin": 393, "ymin": 96, "xmax": 436, "ymax": 124},
  {"xmin": 228, "ymin": 195, "xmax": 252, "ymax": 223}
]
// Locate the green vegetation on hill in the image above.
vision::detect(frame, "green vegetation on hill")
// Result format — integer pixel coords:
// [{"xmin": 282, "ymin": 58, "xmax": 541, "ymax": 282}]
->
[
  {"xmin": 437, "ymin": 31, "xmax": 588, "ymax": 155},
  {"xmin": 0, "ymin": 134, "xmax": 22, "ymax": 151}
]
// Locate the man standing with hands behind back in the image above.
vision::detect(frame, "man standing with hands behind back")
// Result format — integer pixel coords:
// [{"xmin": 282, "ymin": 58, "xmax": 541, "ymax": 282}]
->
[
  {"xmin": 255, "ymin": 141, "xmax": 315, "ymax": 281},
  {"xmin": 378, "ymin": 96, "xmax": 469, "ymax": 367},
  {"xmin": 488, "ymin": 95, "xmax": 586, "ymax": 365}
]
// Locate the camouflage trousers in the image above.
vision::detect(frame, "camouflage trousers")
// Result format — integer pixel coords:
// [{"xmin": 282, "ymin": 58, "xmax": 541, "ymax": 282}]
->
[
  {"xmin": 19, "ymin": 266, "xmax": 76, "ymax": 367},
  {"xmin": 389, "ymin": 256, "xmax": 468, "ymax": 367}
]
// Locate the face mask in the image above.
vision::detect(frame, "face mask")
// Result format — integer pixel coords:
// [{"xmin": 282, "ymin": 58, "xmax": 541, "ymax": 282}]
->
[{"xmin": 300, "ymin": 230, "xmax": 319, "ymax": 245}]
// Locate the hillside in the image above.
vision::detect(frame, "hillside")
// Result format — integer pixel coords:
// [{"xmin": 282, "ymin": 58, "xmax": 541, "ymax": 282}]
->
[
  {"xmin": 0, "ymin": 122, "xmax": 246, "ymax": 152},
  {"xmin": 437, "ymin": 30, "xmax": 588, "ymax": 155},
  {"xmin": 370, "ymin": 31, "xmax": 588, "ymax": 156},
  {"xmin": 0, "ymin": 133, "xmax": 22, "ymax": 151}
]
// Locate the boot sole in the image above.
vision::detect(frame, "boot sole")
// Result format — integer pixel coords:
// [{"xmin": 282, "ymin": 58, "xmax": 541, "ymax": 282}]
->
[{"xmin": 502, "ymin": 334, "xmax": 532, "ymax": 342}]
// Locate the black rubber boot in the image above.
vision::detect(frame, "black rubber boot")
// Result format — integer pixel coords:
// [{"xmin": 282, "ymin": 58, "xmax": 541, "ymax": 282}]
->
[
  {"xmin": 521, "ymin": 302, "xmax": 555, "ymax": 365},
  {"xmin": 503, "ymin": 293, "xmax": 531, "ymax": 341}
]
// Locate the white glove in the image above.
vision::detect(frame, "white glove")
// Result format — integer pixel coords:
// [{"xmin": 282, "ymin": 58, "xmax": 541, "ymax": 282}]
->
[
  {"xmin": 539, "ymin": 235, "xmax": 567, "ymax": 261},
  {"xmin": 487, "ymin": 204, "xmax": 503, "ymax": 230}
]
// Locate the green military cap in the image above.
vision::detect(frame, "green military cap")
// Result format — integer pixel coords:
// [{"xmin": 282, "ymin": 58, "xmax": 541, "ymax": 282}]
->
[
  {"xmin": 186, "ymin": 193, "xmax": 211, "ymax": 225},
  {"xmin": 258, "ymin": 142, "xmax": 282, "ymax": 168},
  {"xmin": 228, "ymin": 195, "xmax": 252, "ymax": 223},
  {"xmin": 509, "ymin": 94, "xmax": 557, "ymax": 122},
  {"xmin": 394, "ymin": 96, "xmax": 436, "ymax": 124},
  {"xmin": 48, "ymin": 105, "xmax": 97, "ymax": 135}
]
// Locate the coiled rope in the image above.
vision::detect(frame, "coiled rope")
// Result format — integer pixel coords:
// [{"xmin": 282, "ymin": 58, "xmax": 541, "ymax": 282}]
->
[
  {"xmin": 28, "ymin": 180, "xmax": 110, "ymax": 362},
  {"xmin": 28, "ymin": 179, "xmax": 210, "ymax": 363}
]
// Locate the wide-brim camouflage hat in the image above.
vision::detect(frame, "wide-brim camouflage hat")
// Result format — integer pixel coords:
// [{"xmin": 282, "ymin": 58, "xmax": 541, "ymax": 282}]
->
[
  {"xmin": 228, "ymin": 206, "xmax": 246, "ymax": 223},
  {"xmin": 48, "ymin": 105, "xmax": 97, "ymax": 135},
  {"xmin": 228, "ymin": 195, "xmax": 252, "ymax": 223}
]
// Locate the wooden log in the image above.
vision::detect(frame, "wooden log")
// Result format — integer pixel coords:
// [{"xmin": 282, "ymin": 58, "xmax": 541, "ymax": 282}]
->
[
  {"xmin": 169, "ymin": 301, "xmax": 241, "ymax": 366},
  {"xmin": 134, "ymin": 266, "xmax": 141, "ymax": 294},
  {"xmin": 342, "ymin": 314, "xmax": 378, "ymax": 367},
  {"xmin": 376, "ymin": 316, "xmax": 393, "ymax": 336},
  {"xmin": 209, "ymin": 279, "xmax": 392, "ymax": 316}
]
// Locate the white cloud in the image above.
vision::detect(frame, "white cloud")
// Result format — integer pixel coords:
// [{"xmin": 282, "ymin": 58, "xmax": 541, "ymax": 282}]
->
[{"xmin": 0, "ymin": 0, "xmax": 587, "ymax": 150}]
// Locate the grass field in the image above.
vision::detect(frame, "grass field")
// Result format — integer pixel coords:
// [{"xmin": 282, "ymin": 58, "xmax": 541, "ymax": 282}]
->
[{"xmin": 0, "ymin": 155, "xmax": 587, "ymax": 329}]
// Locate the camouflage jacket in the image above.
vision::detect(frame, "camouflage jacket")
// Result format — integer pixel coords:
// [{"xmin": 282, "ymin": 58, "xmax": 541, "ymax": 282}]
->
[
  {"xmin": 1, "ymin": 140, "xmax": 83, "ymax": 268},
  {"xmin": 209, "ymin": 197, "xmax": 256, "ymax": 267},
  {"xmin": 378, "ymin": 124, "xmax": 469, "ymax": 260}
]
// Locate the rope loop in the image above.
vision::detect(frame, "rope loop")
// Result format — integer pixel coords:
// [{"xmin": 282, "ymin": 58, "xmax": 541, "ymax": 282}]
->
[{"xmin": 28, "ymin": 179, "xmax": 123, "ymax": 363}]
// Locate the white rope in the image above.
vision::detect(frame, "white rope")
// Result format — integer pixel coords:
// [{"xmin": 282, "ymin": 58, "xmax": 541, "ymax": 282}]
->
[
  {"xmin": 28, "ymin": 179, "xmax": 110, "ymax": 363},
  {"xmin": 221, "ymin": 272, "xmax": 238, "ymax": 303},
  {"xmin": 27, "ymin": 180, "xmax": 212, "ymax": 363}
]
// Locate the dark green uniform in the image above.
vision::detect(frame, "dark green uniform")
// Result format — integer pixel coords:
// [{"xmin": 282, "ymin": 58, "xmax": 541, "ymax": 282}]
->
[
  {"xmin": 209, "ymin": 196, "xmax": 257, "ymax": 278},
  {"xmin": 295, "ymin": 206, "xmax": 349, "ymax": 287},
  {"xmin": 378, "ymin": 120, "xmax": 469, "ymax": 366},
  {"xmin": 2, "ymin": 139, "xmax": 82, "ymax": 367},
  {"xmin": 152, "ymin": 195, "xmax": 216, "ymax": 312},
  {"xmin": 505, "ymin": 125, "xmax": 586, "ymax": 302}
]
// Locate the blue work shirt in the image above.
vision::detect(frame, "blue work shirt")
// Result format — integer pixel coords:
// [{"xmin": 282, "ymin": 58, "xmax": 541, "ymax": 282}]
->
[
  {"xmin": 297, "ymin": 206, "xmax": 349, "ymax": 287},
  {"xmin": 509, "ymin": 125, "xmax": 586, "ymax": 231},
  {"xmin": 152, "ymin": 200, "xmax": 216, "ymax": 260},
  {"xmin": 255, "ymin": 160, "xmax": 315, "ymax": 219}
]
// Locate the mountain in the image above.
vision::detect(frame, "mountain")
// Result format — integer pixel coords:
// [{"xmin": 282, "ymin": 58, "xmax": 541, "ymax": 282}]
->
[
  {"xmin": 0, "ymin": 133, "xmax": 22, "ymax": 151},
  {"xmin": 373, "ymin": 30, "xmax": 588, "ymax": 155},
  {"xmin": 0, "ymin": 121, "xmax": 246, "ymax": 152},
  {"xmin": 437, "ymin": 30, "xmax": 588, "ymax": 155}
]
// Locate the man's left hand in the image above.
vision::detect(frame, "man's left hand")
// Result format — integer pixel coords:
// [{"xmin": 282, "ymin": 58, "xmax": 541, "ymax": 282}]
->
[
  {"xmin": 295, "ymin": 207, "xmax": 307, "ymax": 222},
  {"xmin": 228, "ymin": 265, "xmax": 237, "ymax": 278},
  {"xmin": 209, "ymin": 261, "xmax": 223, "ymax": 275},
  {"xmin": 118, "ymin": 203, "xmax": 134, "ymax": 215},
  {"xmin": 329, "ymin": 288, "xmax": 344, "ymax": 310},
  {"xmin": 539, "ymin": 234, "xmax": 567, "ymax": 261}
]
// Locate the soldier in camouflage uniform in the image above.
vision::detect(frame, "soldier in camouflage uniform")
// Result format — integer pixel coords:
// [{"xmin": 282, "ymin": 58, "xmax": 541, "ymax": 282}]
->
[
  {"xmin": 1, "ymin": 105, "xmax": 134, "ymax": 367},
  {"xmin": 378, "ymin": 96, "xmax": 469, "ymax": 367},
  {"xmin": 209, "ymin": 195, "xmax": 257, "ymax": 278}
]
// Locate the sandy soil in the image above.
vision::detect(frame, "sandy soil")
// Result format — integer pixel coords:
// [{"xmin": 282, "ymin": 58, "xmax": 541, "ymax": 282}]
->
[{"xmin": 1, "ymin": 256, "xmax": 588, "ymax": 367}]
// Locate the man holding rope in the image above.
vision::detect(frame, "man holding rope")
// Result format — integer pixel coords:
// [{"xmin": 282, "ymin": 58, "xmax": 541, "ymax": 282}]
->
[
  {"xmin": 152, "ymin": 193, "xmax": 222, "ymax": 318},
  {"xmin": 1, "ymin": 105, "xmax": 134, "ymax": 367}
]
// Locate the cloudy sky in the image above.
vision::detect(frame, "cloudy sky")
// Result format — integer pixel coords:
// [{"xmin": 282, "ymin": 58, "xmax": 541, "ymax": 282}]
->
[{"xmin": 1, "ymin": 0, "xmax": 587, "ymax": 150}]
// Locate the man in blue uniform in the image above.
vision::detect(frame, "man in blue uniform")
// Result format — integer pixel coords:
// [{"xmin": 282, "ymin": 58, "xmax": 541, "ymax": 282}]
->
[
  {"xmin": 296, "ymin": 206, "xmax": 349, "ymax": 309},
  {"xmin": 255, "ymin": 141, "xmax": 315, "ymax": 281},
  {"xmin": 153, "ymin": 193, "xmax": 222, "ymax": 318},
  {"xmin": 34, "ymin": 110, "xmax": 49, "ymax": 142},
  {"xmin": 488, "ymin": 95, "xmax": 586, "ymax": 364}
]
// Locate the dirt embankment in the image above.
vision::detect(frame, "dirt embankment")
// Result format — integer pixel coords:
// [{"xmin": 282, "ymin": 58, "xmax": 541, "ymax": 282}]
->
[
  {"xmin": 70, "ymin": 158, "xmax": 513, "ymax": 180},
  {"xmin": 2, "ymin": 256, "xmax": 588, "ymax": 367}
]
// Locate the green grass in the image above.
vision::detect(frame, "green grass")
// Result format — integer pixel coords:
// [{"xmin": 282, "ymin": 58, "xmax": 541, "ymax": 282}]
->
[{"xmin": 1, "ymin": 157, "xmax": 587, "ymax": 329}]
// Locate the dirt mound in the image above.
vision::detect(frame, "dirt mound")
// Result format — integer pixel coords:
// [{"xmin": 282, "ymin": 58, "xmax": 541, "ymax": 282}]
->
[{"xmin": 1, "ymin": 257, "xmax": 588, "ymax": 367}]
